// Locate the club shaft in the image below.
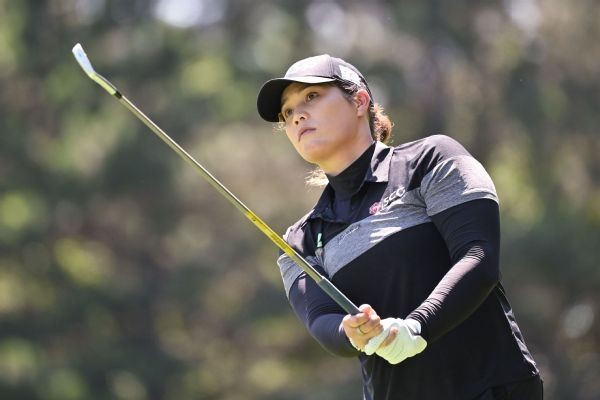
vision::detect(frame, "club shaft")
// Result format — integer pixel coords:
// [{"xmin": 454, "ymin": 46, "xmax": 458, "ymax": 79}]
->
[{"xmin": 117, "ymin": 94, "xmax": 360, "ymax": 315}]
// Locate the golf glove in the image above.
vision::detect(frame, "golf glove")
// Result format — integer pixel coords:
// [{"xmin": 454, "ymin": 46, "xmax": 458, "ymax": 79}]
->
[{"xmin": 364, "ymin": 318, "xmax": 427, "ymax": 364}]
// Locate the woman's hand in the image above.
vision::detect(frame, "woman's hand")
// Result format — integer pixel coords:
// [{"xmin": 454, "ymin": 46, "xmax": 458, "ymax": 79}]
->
[
  {"xmin": 342, "ymin": 304, "xmax": 397, "ymax": 351},
  {"xmin": 372, "ymin": 318, "xmax": 427, "ymax": 364}
]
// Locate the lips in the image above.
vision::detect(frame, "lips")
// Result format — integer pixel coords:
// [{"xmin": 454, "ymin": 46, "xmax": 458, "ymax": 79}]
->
[{"xmin": 298, "ymin": 127, "xmax": 315, "ymax": 141}]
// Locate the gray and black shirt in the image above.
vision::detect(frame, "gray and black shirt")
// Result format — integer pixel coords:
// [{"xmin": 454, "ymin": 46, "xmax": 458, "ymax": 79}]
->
[{"xmin": 277, "ymin": 135, "xmax": 539, "ymax": 400}]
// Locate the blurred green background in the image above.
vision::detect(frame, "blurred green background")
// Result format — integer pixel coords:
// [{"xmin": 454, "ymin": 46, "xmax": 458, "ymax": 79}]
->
[{"xmin": 0, "ymin": 0, "xmax": 598, "ymax": 399}]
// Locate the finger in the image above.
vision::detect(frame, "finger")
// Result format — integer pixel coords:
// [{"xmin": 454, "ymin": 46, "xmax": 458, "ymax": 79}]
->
[
  {"xmin": 354, "ymin": 305, "xmax": 381, "ymax": 333},
  {"xmin": 343, "ymin": 313, "xmax": 370, "ymax": 328},
  {"xmin": 364, "ymin": 328, "xmax": 389, "ymax": 355},
  {"xmin": 357, "ymin": 325, "xmax": 367, "ymax": 336},
  {"xmin": 381, "ymin": 327, "xmax": 398, "ymax": 348},
  {"xmin": 358, "ymin": 317, "xmax": 383, "ymax": 337},
  {"xmin": 359, "ymin": 304, "xmax": 372, "ymax": 313},
  {"xmin": 359, "ymin": 304, "xmax": 377, "ymax": 318},
  {"xmin": 356, "ymin": 323, "xmax": 370, "ymax": 336},
  {"xmin": 343, "ymin": 318, "xmax": 369, "ymax": 342}
]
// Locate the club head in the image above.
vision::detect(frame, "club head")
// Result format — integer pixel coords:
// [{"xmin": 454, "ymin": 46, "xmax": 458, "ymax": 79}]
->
[
  {"xmin": 72, "ymin": 43, "xmax": 96, "ymax": 78},
  {"xmin": 72, "ymin": 43, "xmax": 119, "ymax": 96}
]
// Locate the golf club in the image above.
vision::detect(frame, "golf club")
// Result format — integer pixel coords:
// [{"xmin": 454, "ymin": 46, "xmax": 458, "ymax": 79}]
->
[{"xmin": 71, "ymin": 43, "xmax": 360, "ymax": 315}]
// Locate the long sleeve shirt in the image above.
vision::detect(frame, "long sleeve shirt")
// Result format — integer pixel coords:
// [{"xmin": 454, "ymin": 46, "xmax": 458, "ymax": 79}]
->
[{"xmin": 277, "ymin": 135, "xmax": 539, "ymax": 400}]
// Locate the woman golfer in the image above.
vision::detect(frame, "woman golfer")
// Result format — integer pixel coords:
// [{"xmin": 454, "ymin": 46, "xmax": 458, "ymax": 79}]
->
[{"xmin": 256, "ymin": 55, "xmax": 542, "ymax": 400}]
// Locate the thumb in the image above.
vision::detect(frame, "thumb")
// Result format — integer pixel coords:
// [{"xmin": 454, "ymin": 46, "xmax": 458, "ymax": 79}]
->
[
  {"xmin": 364, "ymin": 318, "xmax": 395, "ymax": 355},
  {"xmin": 359, "ymin": 304, "xmax": 375, "ymax": 316}
]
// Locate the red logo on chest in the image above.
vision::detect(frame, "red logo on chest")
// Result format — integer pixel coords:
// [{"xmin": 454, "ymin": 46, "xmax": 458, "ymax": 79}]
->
[{"xmin": 369, "ymin": 202, "xmax": 380, "ymax": 215}]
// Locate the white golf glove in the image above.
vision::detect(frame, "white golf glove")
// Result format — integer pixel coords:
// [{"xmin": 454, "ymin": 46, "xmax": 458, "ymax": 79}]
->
[{"xmin": 364, "ymin": 318, "xmax": 427, "ymax": 364}]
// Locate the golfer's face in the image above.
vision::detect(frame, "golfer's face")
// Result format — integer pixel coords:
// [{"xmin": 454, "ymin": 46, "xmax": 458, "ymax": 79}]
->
[{"xmin": 280, "ymin": 83, "xmax": 361, "ymax": 166}]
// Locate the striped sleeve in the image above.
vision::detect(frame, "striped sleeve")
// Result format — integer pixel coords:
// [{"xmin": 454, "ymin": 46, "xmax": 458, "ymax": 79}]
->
[{"xmin": 419, "ymin": 139, "xmax": 498, "ymax": 216}]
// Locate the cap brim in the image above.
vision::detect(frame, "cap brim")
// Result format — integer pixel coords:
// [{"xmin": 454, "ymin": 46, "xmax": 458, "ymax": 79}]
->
[{"xmin": 257, "ymin": 76, "xmax": 336, "ymax": 122}]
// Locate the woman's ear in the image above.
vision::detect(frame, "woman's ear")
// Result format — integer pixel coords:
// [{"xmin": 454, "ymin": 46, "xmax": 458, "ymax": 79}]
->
[{"xmin": 354, "ymin": 89, "xmax": 371, "ymax": 117}]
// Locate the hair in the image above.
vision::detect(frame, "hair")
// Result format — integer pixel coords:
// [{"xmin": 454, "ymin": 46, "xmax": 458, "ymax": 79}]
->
[
  {"xmin": 303, "ymin": 81, "xmax": 394, "ymax": 187},
  {"xmin": 335, "ymin": 80, "xmax": 393, "ymax": 144}
]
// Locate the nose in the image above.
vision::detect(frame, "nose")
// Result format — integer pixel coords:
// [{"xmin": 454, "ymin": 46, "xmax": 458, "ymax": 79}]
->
[{"xmin": 293, "ymin": 110, "xmax": 307, "ymax": 125}]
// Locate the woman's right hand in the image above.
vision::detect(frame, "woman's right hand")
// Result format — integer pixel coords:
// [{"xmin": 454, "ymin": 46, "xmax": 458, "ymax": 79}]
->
[{"xmin": 342, "ymin": 304, "xmax": 397, "ymax": 352}]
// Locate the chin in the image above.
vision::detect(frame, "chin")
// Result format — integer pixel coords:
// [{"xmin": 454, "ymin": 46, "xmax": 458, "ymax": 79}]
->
[
  {"xmin": 299, "ymin": 148, "xmax": 329, "ymax": 165},
  {"xmin": 298, "ymin": 140, "xmax": 331, "ymax": 163}
]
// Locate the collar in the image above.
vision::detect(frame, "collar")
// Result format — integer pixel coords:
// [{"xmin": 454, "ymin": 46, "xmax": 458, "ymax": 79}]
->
[
  {"xmin": 307, "ymin": 141, "xmax": 393, "ymax": 222},
  {"xmin": 327, "ymin": 142, "xmax": 376, "ymax": 200}
]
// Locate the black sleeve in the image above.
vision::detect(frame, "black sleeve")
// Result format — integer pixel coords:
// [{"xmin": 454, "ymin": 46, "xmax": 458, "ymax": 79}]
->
[
  {"xmin": 288, "ymin": 274, "xmax": 359, "ymax": 357},
  {"xmin": 407, "ymin": 198, "xmax": 500, "ymax": 342}
]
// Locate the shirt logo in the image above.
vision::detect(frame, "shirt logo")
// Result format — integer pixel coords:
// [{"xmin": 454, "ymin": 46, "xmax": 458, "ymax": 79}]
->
[
  {"xmin": 369, "ymin": 202, "xmax": 380, "ymax": 215},
  {"xmin": 379, "ymin": 186, "xmax": 406, "ymax": 212},
  {"xmin": 338, "ymin": 224, "xmax": 360, "ymax": 244}
]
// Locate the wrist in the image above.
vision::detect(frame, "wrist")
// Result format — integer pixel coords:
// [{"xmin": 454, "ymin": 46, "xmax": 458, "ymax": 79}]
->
[
  {"xmin": 348, "ymin": 337, "xmax": 363, "ymax": 352},
  {"xmin": 340, "ymin": 321, "xmax": 363, "ymax": 352},
  {"xmin": 404, "ymin": 318, "xmax": 422, "ymax": 336}
]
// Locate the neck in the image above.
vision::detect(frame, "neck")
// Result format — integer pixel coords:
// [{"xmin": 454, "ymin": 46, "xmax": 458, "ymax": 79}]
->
[{"xmin": 319, "ymin": 128, "xmax": 374, "ymax": 176}]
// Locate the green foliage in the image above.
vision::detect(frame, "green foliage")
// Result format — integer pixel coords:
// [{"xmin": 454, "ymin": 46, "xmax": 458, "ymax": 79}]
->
[{"xmin": 0, "ymin": 1, "xmax": 598, "ymax": 399}]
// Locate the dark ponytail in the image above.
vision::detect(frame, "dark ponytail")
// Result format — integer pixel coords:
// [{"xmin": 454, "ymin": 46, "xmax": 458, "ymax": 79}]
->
[{"xmin": 370, "ymin": 102, "xmax": 393, "ymax": 144}]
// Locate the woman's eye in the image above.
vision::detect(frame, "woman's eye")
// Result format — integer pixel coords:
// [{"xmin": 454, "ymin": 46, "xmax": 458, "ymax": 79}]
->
[
  {"xmin": 281, "ymin": 108, "xmax": 293, "ymax": 119},
  {"xmin": 306, "ymin": 92, "xmax": 318, "ymax": 101}
]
